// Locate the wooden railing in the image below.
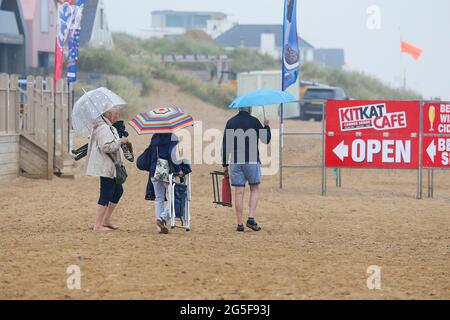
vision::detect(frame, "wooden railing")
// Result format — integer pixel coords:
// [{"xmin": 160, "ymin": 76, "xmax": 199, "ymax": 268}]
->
[
  {"xmin": 0, "ymin": 73, "xmax": 73, "ymax": 179},
  {"xmin": 0, "ymin": 74, "xmax": 20, "ymax": 134}
]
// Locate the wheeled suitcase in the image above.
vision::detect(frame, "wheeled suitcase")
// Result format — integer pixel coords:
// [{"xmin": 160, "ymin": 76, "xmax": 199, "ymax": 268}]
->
[{"xmin": 168, "ymin": 173, "xmax": 191, "ymax": 231}]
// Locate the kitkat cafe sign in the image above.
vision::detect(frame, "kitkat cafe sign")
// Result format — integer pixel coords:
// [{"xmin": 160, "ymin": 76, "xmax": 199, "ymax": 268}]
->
[{"xmin": 326, "ymin": 100, "xmax": 420, "ymax": 169}]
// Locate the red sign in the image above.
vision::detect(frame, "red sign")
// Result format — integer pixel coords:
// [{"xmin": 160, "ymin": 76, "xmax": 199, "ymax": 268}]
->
[
  {"xmin": 326, "ymin": 100, "xmax": 421, "ymax": 169},
  {"xmin": 422, "ymin": 136, "xmax": 450, "ymax": 167},
  {"xmin": 423, "ymin": 102, "xmax": 450, "ymax": 135},
  {"xmin": 422, "ymin": 102, "xmax": 450, "ymax": 167}
]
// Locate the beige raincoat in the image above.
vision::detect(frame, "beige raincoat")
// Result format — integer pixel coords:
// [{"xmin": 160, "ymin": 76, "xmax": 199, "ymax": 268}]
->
[{"xmin": 85, "ymin": 117, "xmax": 125, "ymax": 178}]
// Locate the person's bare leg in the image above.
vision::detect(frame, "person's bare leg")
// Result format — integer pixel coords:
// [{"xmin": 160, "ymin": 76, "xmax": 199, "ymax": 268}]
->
[
  {"xmin": 235, "ymin": 187, "xmax": 245, "ymax": 225},
  {"xmin": 103, "ymin": 203, "xmax": 119, "ymax": 230},
  {"xmin": 249, "ymin": 184, "xmax": 260, "ymax": 219},
  {"xmin": 94, "ymin": 205, "xmax": 110, "ymax": 231}
]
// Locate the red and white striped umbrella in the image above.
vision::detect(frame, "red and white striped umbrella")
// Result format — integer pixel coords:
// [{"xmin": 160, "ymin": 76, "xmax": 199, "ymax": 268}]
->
[{"xmin": 129, "ymin": 107, "xmax": 194, "ymax": 135}]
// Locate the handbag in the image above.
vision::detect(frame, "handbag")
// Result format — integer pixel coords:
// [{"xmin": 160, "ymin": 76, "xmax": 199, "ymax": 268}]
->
[
  {"xmin": 136, "ymin": 146, "xmax": 151, "ymax": 172},
  {"xmin": 104, "ymin": 119, "xmax": 128, "ymax": 184},
  {"xmin": 153, "ymin": 146, "xmax": 170, "ymax": 183},
  {"xmin": 107, "ymin": 153, "xmax": 128, "ymax": 185}
]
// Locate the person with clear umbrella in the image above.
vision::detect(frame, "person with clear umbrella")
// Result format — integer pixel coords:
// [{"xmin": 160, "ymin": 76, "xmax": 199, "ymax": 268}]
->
[{"xmin": 72, "ymin": 88, "xmax": 129, "ymax": 231}]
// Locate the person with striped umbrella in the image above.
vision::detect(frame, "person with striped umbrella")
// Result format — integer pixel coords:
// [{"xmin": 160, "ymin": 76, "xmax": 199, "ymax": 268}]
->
[{"xmin": 130, "ymin": 107, "xmax": 194, "ymax": 234}]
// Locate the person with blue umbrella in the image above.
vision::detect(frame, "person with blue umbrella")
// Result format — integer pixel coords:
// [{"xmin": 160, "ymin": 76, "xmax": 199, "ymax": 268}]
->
[{"xmin": 222, "ymin": 89, "xmax": 296, "ymax": 232}]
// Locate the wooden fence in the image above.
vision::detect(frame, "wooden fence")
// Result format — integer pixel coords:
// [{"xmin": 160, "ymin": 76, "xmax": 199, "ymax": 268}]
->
[
  {"xmin": 0, "ymin": 73, "xmax": 74, "ymax": 181},
  {"xmin": 0, "ymin": 74, "xmax": 20, "ymax": 134}
]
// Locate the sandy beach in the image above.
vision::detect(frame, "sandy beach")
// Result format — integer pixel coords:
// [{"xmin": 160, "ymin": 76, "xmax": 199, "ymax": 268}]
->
[{"xmin": 1, "ymin": 80, "xmax": 449, "ymax": 300}]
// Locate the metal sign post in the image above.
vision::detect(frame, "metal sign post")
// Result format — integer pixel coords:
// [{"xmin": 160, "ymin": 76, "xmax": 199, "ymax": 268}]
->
[
  {"xmin": 278, "ymin": 100, "xmax": 331, "ymax": 194},
  {"xmin": 421, "ymin": 101, "xmax": 450, "ymax": 198},
  {"xmin": 321, "ymin": 102, "xmax": 327, "ymax": 196},
  {"xmin": 416, "ymin": 102, "xmax": 424, "ymax": 199}
]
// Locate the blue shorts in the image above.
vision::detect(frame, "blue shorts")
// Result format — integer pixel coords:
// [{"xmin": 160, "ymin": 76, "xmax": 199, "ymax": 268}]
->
[
  {"xmin": 98, "ymin": 177, "xmax": 124, "ymax": 206},
  {"xmin": 230, "ymin": 163, "xmax": 261, "ymax": 187}
]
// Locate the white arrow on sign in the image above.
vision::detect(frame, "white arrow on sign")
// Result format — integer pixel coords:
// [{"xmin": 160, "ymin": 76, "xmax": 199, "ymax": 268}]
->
[
  {"xmin": 427, "ymin": 140, "xmax": 437, "ymax": 163},
  {"xmin": 333, "ymin": 141, "xmax": 349, "ymax": 161}
]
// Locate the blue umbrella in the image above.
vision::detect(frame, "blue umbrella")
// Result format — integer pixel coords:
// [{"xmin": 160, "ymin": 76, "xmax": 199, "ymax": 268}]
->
[{"xmin": 229, "ymin": 89, "xmax": 297, "ymax": 109}]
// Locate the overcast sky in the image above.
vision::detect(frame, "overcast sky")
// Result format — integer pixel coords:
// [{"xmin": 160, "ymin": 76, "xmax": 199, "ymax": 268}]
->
[{"xmin": 105, "ymin": 0, "xmax": 450, "ymax": 100}]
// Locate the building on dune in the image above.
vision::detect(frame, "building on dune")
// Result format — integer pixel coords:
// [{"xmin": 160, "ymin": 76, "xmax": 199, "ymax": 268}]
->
[
  {"xmin": 215, "ymin": 24, "xmax": 345, "ymax": 69},
  {"xmin": 215, "ymin": 24, "xmax": 315, "ymax": 63},
  {"xmin": 313, "ymin": 48, "xmax": 345, "ymax": 69},
  {"xmin": 143, "ymin": 10, "xmax": 236, "ymax": 39}
]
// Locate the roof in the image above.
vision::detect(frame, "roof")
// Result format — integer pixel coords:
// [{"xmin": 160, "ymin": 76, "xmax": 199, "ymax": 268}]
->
[
  {"xmin": 152, "ymin": 10, "xmax": 227, "ymax": 19},
  {"xmin": 79, "ymin": 0, "xmax": 98, "ymax": 46},
  {"xmin": 0, "ymin": 10, "xmax": 19, "ymax": 34},
  {"xmin": 0, "ymin": 9, "xmax": 23, "ymax": 44},
  {"xmin": 215, "ymin": 24, "xmax": 314, "ymax": 49}
]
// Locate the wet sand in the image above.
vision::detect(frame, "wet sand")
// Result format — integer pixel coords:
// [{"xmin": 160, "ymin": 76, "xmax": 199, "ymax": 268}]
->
[{"xmin": 0, "ymin": 80, "xmax": 449, "ymax": 299}]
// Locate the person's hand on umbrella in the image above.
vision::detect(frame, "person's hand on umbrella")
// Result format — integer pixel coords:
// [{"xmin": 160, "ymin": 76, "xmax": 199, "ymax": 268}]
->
[
  {"xmin": 120, "ymin": 137, "xmax": 128, "ymax": 145},
  {"xmin": 264, "ymin": 119, "xmax": 270, "ymax": 127}
]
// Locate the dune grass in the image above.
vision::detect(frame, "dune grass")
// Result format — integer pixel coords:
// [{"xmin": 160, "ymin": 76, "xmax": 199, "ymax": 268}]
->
[{"xmin": 77, "ymin": 32, "xmax": 422, "ymax": 112}]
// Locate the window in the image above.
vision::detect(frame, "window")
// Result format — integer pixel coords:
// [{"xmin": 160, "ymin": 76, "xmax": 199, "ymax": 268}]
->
[
  {"xmin": 166, "ymin": 15, "xmax": 185, "ymax": 28},
  {"xmin": 193, "ymin": 15, "xmax": 209, "ymax": 29},
  {"xmin": 38, "ymin": 52, "xmax": 49, "ymax": 68},
  {"xmin": 304, "ymin": 89, "xmax": 335, "ymax": 100},
  {"xmin": 40, "ymin": 0, "xmax": 49, "ymax": 33},
  {"xmin": 335, "ymin": 88, "xmax": 347, "ymax": 99},
  {"xmin": 49, "ymin": 9, "xmax": 54, "ymax": 27}
]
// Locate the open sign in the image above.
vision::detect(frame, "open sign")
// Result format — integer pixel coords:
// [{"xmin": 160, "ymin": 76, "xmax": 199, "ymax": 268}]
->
[{"xmin": 326, "ymin": 100, "xmax": 421, "ymax": 169}]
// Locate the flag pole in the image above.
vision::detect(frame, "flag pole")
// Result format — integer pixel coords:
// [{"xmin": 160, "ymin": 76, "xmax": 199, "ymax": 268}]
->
[
  {"xmin": 68, "ymin": 80, "xmax": 72, "ymax": 153},
  {"xmin": 399, "ymin": 26, "xmax": 406, "ymax": 90}
]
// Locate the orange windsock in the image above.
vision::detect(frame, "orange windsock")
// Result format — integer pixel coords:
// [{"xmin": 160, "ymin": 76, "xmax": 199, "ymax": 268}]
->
[{"xmin": 401, "ymin": 40, "xmax": 423, "ymax": 60}]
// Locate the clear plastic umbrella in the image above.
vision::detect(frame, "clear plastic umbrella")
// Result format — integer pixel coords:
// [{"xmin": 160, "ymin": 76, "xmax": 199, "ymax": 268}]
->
[{"xmin": 72, "ymin": 87, "xmax": 128, "ymax": 135}]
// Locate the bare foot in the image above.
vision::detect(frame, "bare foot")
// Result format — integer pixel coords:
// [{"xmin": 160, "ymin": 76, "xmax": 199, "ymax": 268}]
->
[
  {"xmin": 93, "ymin": 226, "xmax": 113, "ymax": 232},
  {"xmin": 103, "ymin": 224, "xmax": 119, "ymax": 230}
]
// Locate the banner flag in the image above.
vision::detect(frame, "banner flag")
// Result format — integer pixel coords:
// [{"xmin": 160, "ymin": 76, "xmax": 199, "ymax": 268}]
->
[
  {"xmin": 67, "ymin": 0, "xmax": 86, "ymax": 83},
  {"xmin": 54, "ymin": 0, "xmax": 75, "ymax": 88},
  {"xmin": 401, "ymin": 40, "xmax": 423, "ymax": 61},
  {"xmin": 282, "ymin": 0, "xmax": 300, "ymax": 91}
]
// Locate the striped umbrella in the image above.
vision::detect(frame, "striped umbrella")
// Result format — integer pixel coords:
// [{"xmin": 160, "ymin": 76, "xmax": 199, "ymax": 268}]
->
[{"xmin": 129, "ymin": 107, "xmax": 194, "ymax": 134}]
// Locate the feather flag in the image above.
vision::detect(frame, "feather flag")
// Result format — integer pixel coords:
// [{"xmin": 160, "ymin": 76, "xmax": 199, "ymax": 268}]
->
[
  {"xmin": 282, "ymin": 0, "xmax": 300, "ymax": 91},
  {"xmin": 67, "ymin": 0, "xmax": 86, "ymax": 83},
  {"xmin": 401, "ymin": 40, "xmax": 423, "ymax": 61},
  {"xmin": 54, "ymin": 0, "xmax": 75, "ymax": 88}
]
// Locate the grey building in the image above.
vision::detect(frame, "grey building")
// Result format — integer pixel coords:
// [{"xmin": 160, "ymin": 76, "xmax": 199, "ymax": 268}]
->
[
  {"xmin": 0, "ymin": 0, "xmax": 27, "ymax": 75},
  {"xmin": 215, "ymin": 24, "xmax": 315, "ymax": 62},
  {"xmin": 314, "ymin": 49, "xmax": 345, "ymax": 69}
]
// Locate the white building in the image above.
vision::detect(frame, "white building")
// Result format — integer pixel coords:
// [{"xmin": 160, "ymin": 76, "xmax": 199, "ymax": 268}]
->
[
  {"xmin": 142, "ymin": 10, "xmax": 235, "ymax": 39},
  {"xmin": 80, "ymin": 0, "xmax": 113, "ymax": 49}
]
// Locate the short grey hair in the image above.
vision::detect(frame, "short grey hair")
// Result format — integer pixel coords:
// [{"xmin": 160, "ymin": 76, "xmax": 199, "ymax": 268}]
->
[
  {"xmin": 239, "ymin": 107, "xmax": 251, "ymax": 113},
  {"xmin": 103, "ymin": 107, "xmax": 119, "ymax": 118}
]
